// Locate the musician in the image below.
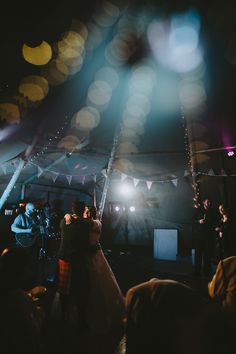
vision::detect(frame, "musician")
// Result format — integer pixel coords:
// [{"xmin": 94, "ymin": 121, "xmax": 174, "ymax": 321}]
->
[
  {"xmin": 11, "ymin": 203, "xmax": 38, "ymax": 238},
  {"xmin": 50, "ymin": 200, "xmax": 64, "ymax": 235},
  {"xmin": 192, "ymin": 198, "xmax": 218, "ymax": 277},
  {"xmin": 11, "ymin": 202, "xmax": 41, "ymax": 286},
  {"xmin": 37, "ymin": 203, "xmax": 51, "ymax": 237}
]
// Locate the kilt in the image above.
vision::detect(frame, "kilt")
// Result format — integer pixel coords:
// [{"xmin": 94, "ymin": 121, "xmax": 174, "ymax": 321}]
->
[{"xmin": 57, "ymin": 259, "xmax": 71, "ymax": 295}]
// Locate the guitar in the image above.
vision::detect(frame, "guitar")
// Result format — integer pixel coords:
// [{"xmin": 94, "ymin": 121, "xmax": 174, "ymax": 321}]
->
[{"xmin": 15, "ymin": 225, "xmax": 44, "ymax": 248}]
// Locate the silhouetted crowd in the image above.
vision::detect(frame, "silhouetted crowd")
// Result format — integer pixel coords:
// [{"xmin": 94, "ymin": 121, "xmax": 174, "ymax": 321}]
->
[
  {"xmin": 0, "ymin": 198, "xmax": 235, "ymax": 354},
  {"xmin": 192, "ymin": 198, "xmax": 236, "ymax": 277}
]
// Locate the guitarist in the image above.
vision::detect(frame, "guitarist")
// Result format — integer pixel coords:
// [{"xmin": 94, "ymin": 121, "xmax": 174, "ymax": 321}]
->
[
  {"xmin": 11, "ymin": 202, "xmax": 41, "ymax": 286},
  {"xmin": 11, "ymin": 203, "xmax": 39, "ymax": 246}
]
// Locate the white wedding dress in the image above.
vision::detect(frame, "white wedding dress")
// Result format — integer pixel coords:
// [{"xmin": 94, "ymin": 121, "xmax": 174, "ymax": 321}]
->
[{"xmin": 86, "ymin": 219, "xmax": 126, "ymax": 335}]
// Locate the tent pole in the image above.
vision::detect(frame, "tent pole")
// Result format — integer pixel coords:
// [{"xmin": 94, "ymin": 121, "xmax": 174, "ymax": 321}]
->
[
  {"xmin": 20, "ymin": 183, "xmax": 26, "ymax": 200},
  {"xmin": 0, "ymin": 136, "xmax": 38, "ymax": 211},
  {"xmin": 98, "ymin": 125, "xmax": 120, "ymax": 220},
  {"xmin": 182, "ymin": 111, "xmax": 200, "ymax": 207}
]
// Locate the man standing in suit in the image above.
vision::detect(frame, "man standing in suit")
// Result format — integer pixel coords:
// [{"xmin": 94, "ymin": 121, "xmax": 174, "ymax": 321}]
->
[{"xmin": 193, "ymin": 198, "xmax": 218, "ymax": 277}]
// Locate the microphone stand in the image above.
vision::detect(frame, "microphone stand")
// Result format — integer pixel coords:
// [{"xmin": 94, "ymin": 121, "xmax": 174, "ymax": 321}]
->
[
  {"xmin": 37, "ymin": 210, "xmax": 46, "ymax": 260},
  {"xmin": 37, "ymin": 210, "xmax": 47, "ymax": 284}
]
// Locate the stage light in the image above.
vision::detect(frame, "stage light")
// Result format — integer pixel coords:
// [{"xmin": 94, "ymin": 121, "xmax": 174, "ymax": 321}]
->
[
  {"xmin": 114, "ymin": 205, "xmax": 120, "ymax": 212},
  {"xmin": 118, "ymin": 183, "xmax": 135, "ymax": 198},
  {"xmin": 227, "ymin": 150, "xmax": 234, "ymax": 157},
  {"xmin": 129, "ymin": 206, "xmax": 135, "ymax": 212}
]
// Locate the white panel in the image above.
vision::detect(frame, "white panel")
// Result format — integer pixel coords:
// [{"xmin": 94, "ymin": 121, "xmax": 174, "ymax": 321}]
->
[{"xmin": 153, "ymin": 229, "xmax": 178, "ymax": 260}]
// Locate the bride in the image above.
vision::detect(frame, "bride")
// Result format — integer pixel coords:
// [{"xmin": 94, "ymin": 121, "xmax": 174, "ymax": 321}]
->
[{"xmin": 85, "ymin": 206, "xmax": 125, "ymax": 336}]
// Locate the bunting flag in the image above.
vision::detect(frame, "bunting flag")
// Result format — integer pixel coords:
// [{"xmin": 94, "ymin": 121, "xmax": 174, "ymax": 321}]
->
[
  {"xmin": 184, "ymin": 170, "xmax": 190, "ymax": 176},
  {"xmin": 2, "ymin": 165, "xmax": 7, "ymax": 174},
  {"xmin": 133, "ymin": 178, "xmax": 139, "ymax": 187},
  {"xmin": 146, "ymin": 181, "xmax": 153, "ymax": 190},
  {"xmin": 81, "ymin": 175, "xmax": 86, "ymax": 184},
  {"xmin": 172, "ymin": 179, "xmax": 178, "ymax": 187},
  {"xmin": 208, "ymin": 168, "xmax": 215, "ymax": 176},
  {"xmin": 51, "ymin": 172, "xmax": 59, "ymax": 183},
  {"xmin": 66, "ymin": 175, "xmax": 72, "ymax": 185},
  {"xmin": 101, "ymin": 169, "xmax": 107, "ymax": 178},
  {"xmin": 37, "ymin": 166, "xmax": 44, "ymax": 177},
  {"xmin": 121, "ymin": 173, "xmax": 127, "ymax": 182},
  {"xmin": 82, "ymin": 165, "xmax": 88, "ymax": 170}
]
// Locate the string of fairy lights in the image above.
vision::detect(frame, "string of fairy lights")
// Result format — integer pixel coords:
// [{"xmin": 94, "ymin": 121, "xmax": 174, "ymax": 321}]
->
[
  {"xmin": 29, "ymin": 115, "xmax": 70, "ymax": 164},
  {"xmin": 182, "ymin": 112, "xmax": 200, "ymax": 208}
]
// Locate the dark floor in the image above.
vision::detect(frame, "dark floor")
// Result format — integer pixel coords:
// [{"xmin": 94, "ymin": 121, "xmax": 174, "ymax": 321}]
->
[
  {"xmin": 104, "ymin": 246, "xmax": 211, "ymax": 298},
  {"xmin": 30, "ymin": 245, "xmax": 214, "ymax": 354},
  {"xmin": 41, "ymin": 245, "xmax": 211, "ymax": 311}
]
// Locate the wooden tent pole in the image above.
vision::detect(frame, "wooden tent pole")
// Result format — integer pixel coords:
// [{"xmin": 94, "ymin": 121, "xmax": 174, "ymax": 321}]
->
[{"xmin": 98, "ymin": 125, "xmax": 120, "ymax": 220}]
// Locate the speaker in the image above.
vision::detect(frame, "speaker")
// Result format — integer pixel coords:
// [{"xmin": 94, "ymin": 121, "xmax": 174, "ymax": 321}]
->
[{"xmin": 153, "ymin": 229, "xmax": 178, "ymax": 260}]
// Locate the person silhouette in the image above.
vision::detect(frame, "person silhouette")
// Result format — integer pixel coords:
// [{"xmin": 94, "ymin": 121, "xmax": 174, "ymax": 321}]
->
[
  {"xmin": 193, "ymin": 198, "xmax": 218, "ymax": 277},
  {"xmin": 11, "ymin": 202, "xmax": 41, "ymax": 286}
]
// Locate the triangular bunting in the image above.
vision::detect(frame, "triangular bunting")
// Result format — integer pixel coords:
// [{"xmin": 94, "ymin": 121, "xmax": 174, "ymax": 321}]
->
[
  {"xmin": 172, "ymin": 179, "xmax": 178, "ymax": 187},
  {"xmin": 146, "ymin": 181, "xmax": 153, "ymax": 190},
  {"xmin": 66, "ymin": 175, "xmax": 72, "ymax": 185},
  {"xmin": 184, "ymin": 170, "xmax": 190, "ymax": 177},
  {"xmin": 37, "ymin": 166, "xmax": 44, "ymax": 177},
  {"xmin": 208, "ymin": 168, "xmax": 215, "ymax": 176},
  {"xmin": 51, "ymin": 172, "xmax": 59, "ymax": 183},
  {"xmin": 121, "ymin": 173, "xmax": 127, "ymax": 182},
  {"xmin": 133, "ymin": 178, "xmax": 139, "ymax": 187},
  {"xmin": 101, "ymin": 169, "xmax": 107, "ymax": 178}
]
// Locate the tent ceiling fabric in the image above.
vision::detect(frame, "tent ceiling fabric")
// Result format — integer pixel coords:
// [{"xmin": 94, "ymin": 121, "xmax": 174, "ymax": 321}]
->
[
  {"xmin": 0, "ymin": 0, "xmax": 236, "ymax": 198},
  {"xmin": 0, "ymin": 140, "xmax": 27, "ymax": 164},
  {"xmin": 30, "ymin": 151, "xmax": 109, "ymax": 179}
]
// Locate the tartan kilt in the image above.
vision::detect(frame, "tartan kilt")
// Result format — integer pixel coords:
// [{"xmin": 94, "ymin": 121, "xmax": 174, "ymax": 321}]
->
[{"xmin": 57, "ymin": 259, "xmax": 72, "ymax": 295}]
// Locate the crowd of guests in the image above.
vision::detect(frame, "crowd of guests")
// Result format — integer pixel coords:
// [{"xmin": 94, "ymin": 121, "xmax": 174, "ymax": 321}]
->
[
  {"xmin": 192, "ymin": 198, "xmax": 236, "ymax": 277},
  {"xmin": 0, "ymin": 198, "xmax": 235, "ymax": 353}
]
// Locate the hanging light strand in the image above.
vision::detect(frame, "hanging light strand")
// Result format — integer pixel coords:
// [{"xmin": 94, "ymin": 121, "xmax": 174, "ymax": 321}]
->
[
  {"xmin": 29, "ymin": 115, "xmax": 69, "ymax": 163},
  {"xmin": 181, "ymin": 112, "xmax": 200, "ymax": 208}
]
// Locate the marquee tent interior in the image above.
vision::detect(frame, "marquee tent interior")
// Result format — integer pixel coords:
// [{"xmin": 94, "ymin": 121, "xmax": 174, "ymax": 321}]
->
[{"xmin": 0, "ymin": 0, "xmax": 236, "ymax": 252}]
